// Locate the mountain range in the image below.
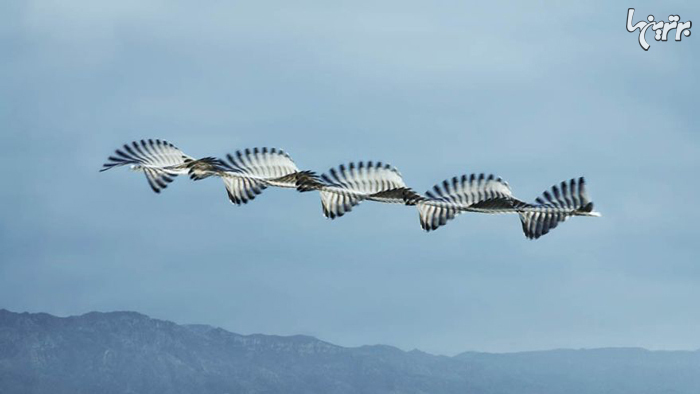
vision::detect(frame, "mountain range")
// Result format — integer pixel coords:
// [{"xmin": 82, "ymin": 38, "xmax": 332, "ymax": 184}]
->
[{"xmin": 1, "ymin": 309, "xmax": 698, "ymax": 394}]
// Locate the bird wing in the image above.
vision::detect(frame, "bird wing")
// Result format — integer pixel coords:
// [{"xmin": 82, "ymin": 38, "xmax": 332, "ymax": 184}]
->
[
  {"xmin": 101, "ymin": 139, "xmax": 192, "ymax": 193},
  {"xmin": 221, "ymin": 147, "xmax": 301, "ymax": 186},
  {"xmin": 101, "ymin": 139, "xmax": 192, "ymax": 172},
  {"xmin": 416, "ymin": 173, "xmax": 515, "ymax": 231},
  {"xmin": 519, "ymin": 177, "xmax": 596, "ymax": 239},
  {"xmin": 314, "ymin": 161, "xmax": 411, "ymax": 218},
  {"xmin": 221, "ymin": 176, "xmax": 269, "ymax": 205}
]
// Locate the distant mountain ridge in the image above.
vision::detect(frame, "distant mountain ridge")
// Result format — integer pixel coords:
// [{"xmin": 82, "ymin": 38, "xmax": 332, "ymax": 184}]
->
[{"xmin": 1, "ymin": 309, "xmax": 698, "ymax": 394}]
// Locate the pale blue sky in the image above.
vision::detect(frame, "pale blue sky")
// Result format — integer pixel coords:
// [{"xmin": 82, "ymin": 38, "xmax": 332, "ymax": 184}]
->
[{"xmin": 1, "ymin": 1, "xmax": 699, "ymax": 355}]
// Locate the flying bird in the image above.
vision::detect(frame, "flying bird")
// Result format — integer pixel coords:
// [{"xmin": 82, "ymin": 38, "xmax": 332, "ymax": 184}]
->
[
  {"xmin": 406, "ymin": 174, "xmax": 600, "ymax": 239},
  {"xmin": 403, "ymin": 173, "xmax": 515, "ymax": 231},
  {"xmin": 296, "ymin": 161, "xmax": 419, "ymax": 219},
  {"xmin": 101, "ymin": 140, "xmax": 600, "ymax": 239},
  {"xmin": 186, "ymin": 147, "xmax": 317, "ymax": 205},
  {"xmin": 100, "ymin": 139, "xmax": 194, "ymax": 193},
  {"xmin": 515, "ymin": 177, "xmax": 601, "ymax": 239}
]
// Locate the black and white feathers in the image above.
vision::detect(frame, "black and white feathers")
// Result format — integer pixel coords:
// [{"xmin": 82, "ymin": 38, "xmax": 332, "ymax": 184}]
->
[
  {"xmin": 100, "ymin": 139, "xmax": 192, "ymax": 193},
  {"xmin": 186, "ymin": 147, "xmax": 315, "ymax": 205},
  {"xmin": 297, "ymin": 161, "xmax": 418, "ymax": 219},
  {"xmin": 102, "ymin": 140, "xmax": 600, "ymax": 239},
  {"xmin": 408, "ymin": 173, "xmax": 515, "ymax": 231},
  {"xmin": 409, "ymin": 173, "xmax": 600, "ymax": 239},
  {"xmin": 517, "ymin": 177, "xmax": 600, "ymax": 239}
]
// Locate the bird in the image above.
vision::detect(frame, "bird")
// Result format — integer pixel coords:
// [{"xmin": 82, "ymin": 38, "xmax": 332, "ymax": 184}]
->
[
  {"xmin": 100, "ymin": 139, "xmax": 194, "ymax": 193},
  {"xmin": 405, "ymin": 174, "xmax": 600, "ymax": 239},
  {"xmin": 296, "ymin": 161, "xmax": 421, "ymax": 219},
  {"xmin": 185, "ymin": 147, "xmax": 317, "ymax": 205},
  {"xmin": 101, "ymin": 139, "xmax": 600, "ymax": 239},
  {"xmin": 515, "ymin": 177, "xmax": 601, "ymax": 239}
]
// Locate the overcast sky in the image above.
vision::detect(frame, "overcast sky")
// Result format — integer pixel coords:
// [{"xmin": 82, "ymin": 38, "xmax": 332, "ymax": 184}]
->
[{"xmin": 1, "ymin": 1, "xmax": 699, "ymax": 355}]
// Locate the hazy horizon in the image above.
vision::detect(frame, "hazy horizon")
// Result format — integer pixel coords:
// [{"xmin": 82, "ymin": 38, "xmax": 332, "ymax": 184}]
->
[{"xmin": 4, "ymin": 308, "xmax": 700, "ymax": 356}]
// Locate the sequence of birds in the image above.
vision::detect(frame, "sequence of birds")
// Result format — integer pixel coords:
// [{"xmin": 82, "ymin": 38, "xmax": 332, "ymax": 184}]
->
[{"xmin": 101, "ymin": 139, "xmax": 601, "ymax": 239}]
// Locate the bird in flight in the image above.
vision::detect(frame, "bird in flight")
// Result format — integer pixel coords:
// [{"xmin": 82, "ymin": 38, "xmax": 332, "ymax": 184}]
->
[
  {"xmin": 101, "ymin": 140, "xmax": 600, "ymax": 239},
  {"xmin": 184, "ymin": 147, "xmax": 317, "ymax": 205},
  {"xmin": 100, "ymin": 139, "xmax": 193, "ymax": 193},
  {"xmin": 296, "ymin": 161, "xmax": 418, "ymax": 219},
  {"xmin": 405, "ymin": 173, "xmax": 600, "ymax": 239}
]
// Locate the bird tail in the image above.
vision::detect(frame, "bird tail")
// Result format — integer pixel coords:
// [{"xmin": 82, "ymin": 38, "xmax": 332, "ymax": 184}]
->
[{"xmin": 519, "ymin": 177, "xmax": 600, "ymax": 239}]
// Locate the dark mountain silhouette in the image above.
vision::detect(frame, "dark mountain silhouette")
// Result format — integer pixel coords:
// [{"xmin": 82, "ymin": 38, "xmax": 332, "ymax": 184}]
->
[{"xmin": 1, "ymin": 309, "xmax": 698, "ymax": 394}]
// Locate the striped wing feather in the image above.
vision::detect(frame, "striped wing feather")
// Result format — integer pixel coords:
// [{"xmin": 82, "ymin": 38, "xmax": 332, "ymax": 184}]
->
[
  {"xmin": 198, "ymin": 148, "xmax": 304, "ymax": 206},
  {"xmin": 519, "ymin": 177, "xmax": 594, "ymax": 239},
  {"xmin": 418, "ymin": 203, "xmax": 460, "ymax": 231},
  {"xmin": 423, "ymin": 173, "xmax": 513, "ymax": 207},
  {"xmin": 320, "ymin": 161, "xmax": 407, "ymax": 195},
  {"xmin": 317, "ymin": 161, "xmax": 410, "ymax": 219},
  {"xmin": 222, "ymin": 147, "xmax": 300, "ymax": 183},
  {"xmin": 319, "ymin": 191, "xmax": 364, "ymax": 219},
  {"xmin": 416, "ymin": 173, "xmax": 514, "ymax": 231},
  {"xmin": 222, "ymin": 177, "xmax": 268, "ymax": 205},
  {"xmin": 101, "ymin": 139, "xmax": 191, "ymax": 171},
  {"xmin": 142, "ymin": 168, "xmax": 176, "ymax": 194},
  {"xmin": 101, "ymin": 139, "xmax": 192, "ymax": 193}
]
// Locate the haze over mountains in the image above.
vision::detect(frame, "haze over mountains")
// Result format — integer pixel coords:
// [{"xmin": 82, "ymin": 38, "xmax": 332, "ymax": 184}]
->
[{"xmin": 1, "ymin": 309, "xmax": 698, "ymax": 394}]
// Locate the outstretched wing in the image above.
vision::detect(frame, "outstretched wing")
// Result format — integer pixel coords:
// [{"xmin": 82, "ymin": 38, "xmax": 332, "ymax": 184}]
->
[
  {"xmin": 222, "ymin": 177, "xmax": 269, "ymax": 205},
  {"xmin": 423, "ymin": 173, "xmax": 513, "ymax": 208},
  {"xmin": 416, "ymin": 173, "xmax": 515, "ymax": 231},
  {"xmin": 101, "ymin": 139, "xmax": 192, "ymax": 193},
  {"xmin": 532, "ymin": 177, "xmax": 593, "ymax": 213},
  {"xmin": 519, "ymin": 177, "xmax": 597, "ymax": 239},
  {"xmin": 416, "ymin": 202, "xmax": 460, "ymax": 231},
  {"xmin": 194, "ymin": 148, "xmax": 305, "ymax": 205},
  {"xmin": 319, "ymin": 190, "xmax": 365, "ymax": 219},
  {"xmin": 221, "ymin": 147, "xmax": 300, "ymax": 185},
  {"xmin": 320, "ymin": 161, "xmax": 407, "ymax": 196},
  {"xmin": 315, "ymin": 161, "xmax": 412, "ymax": 218},
  {"xmin": 101, "ymin": 139, "xmax": 191, "ymax": 172}
]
